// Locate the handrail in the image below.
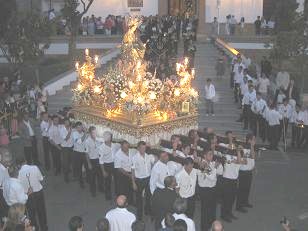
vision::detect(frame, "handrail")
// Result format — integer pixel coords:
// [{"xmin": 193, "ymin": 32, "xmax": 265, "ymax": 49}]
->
[{"xmin": 215, "ymin": 37, "xmax": 240, "ymax": 57}]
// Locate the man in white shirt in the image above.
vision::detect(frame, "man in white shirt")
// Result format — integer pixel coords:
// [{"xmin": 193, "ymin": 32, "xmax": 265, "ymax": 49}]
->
[
  {"xmin": 114, "ymin": 140, "xmax": 133, "ymax": 202},
  {"xmin": 18, "ymin": 156, "xmax": 48, "ymax": 231},
  {"xmin": 236, "ymin": 134, "xmax": 256, "ymax": 213},
  {"xmin": 99, "ymin": 131, "xmax": 120, "ymax": 200},
  {"xmin": 234, "ymin": 65, "xmax": 244, "ymax": 103},
  {"xmin": 251, "ymin": 92, "xmax": 268, "ymax": 141},
  {"xmin": 19, "ymin": 112, "xmax": 39, "ymax": 165},
  {"xmin": 0, "ymin": 147, "xmax": 11, "ymax": 219},
  {"xmin": 242, "ymin": 85, "xmax": 256, "ymax": 130},
  {"xmin": 197, "ymin": 150, "xmax": 222, "ymax": 231},
  {"xmin": 60, "ymin": 118, "xmax": 74, "ymax": 183},
  {"xmin": 257, "ymin": 74, "xmax": 270, "ymax": 99},
  {"xmin": 131, "ymin": 141, "xmax": 156, "ymax": 219},
  {"xmin": 175, "ymin": 157, "xmax": 197, "ymax": 219},
  {"xmin": 204, "ymin": 78, "xmax": 216, "ymax": 116},
  {"xmin": 161, "ymin": 198, "xmax": 196, "ymax": 231},
  {"xmin": 278, "ymin": 98, "xmax": 293, "ymax": 143},
  {"xmin": 276, "ymin": 70, "xmax": 290, "ymax": 91},
  {"xmin": 48, "ymin": 115, "xmax": 63, "ymax": 175},
  {"xmin": 266, "ymin": 104, "xmax": 283, "ymax": 150},
  {"xmin": 84, "ymin": 126, "xmax": 103, "ymax": 197},
  {"xmin": 72, "ymin": 122, "xmax": 88, "ymax": 189},
  {"xmin": 40, "ymin": 112, "xmax": 51, "ymax": 171},
  {"xmin": 106, "ymin": 195, "xmax": 136, "ymax": 231},
  {"xmin": 221, "ymin": 149, "xmax": 246, "ymax": 222}
]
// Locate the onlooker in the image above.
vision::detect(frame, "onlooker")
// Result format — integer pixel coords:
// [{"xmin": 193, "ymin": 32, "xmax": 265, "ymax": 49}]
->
[
  {"xmin": 173, "ymin": 219, "xmax": 188, "ymax": 231},
  {"xmin": 96, "ymin": 218, "xmax": 109, "ymax": 231},
  {"xmin": 68, "ymin": 216, "xmax": 84, "ymax": 231},
  {"xmin": 254, "ymin": 16, "xmax": 261, "ymax": 35},
  {"xmin": 204, "ymin": 78, "xmax": 216, "ymax": 116}
]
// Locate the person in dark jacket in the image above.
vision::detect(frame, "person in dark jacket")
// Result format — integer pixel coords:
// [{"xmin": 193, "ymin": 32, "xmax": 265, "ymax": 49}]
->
[{"xmin": 151, "ymin": 176, "xmax": 178, "ymax": 230}]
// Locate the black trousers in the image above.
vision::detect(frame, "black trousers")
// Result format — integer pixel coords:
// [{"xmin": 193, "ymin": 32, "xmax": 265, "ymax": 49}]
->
[
  {"xmin": 89, "ymin": 159, "xmax": 103, "ymax": 196},
  {"xmin": 42, "ymin": 137, "xmax": 51, "ymax": 170},
  {"xmin": 116, "ymin": 170, "xmax": 133, "ymax": 203},
  {"xmin": 279, "ymin": 118, "xmax": 289, "ymax": 141},
  {"xmin": 200, "ymin": 187, "xmax": 216, "ymax": 231},
  {"xmin": 257, "ymin": 115, "xmax": 267, "ymax": 142},
  {"xmin": 243, "ymin": 105, "xmax": 252, "ymax": 129},
  {"xmin": 135, "ymin": 177, "xmax": 151, "ymax": 219},
  {"xmin": 268, "ymin": 125, "xmax": 280, "ymax": 149},
  {"xmin": 62, "ymin": 147, "xmax": 73, "ymax": 181},
  {"xmin": 24, "ymin": 136, "xmax": 39, "ymax": 165},
  {"xmin": 0, "ymin": 189, "xmax": 8, "ymax": 220},
  {"xmin": 185, "ymin": 195, "xmax": 195, "ymax": 219},
  {"xmin": 26, "ymin": 190, "xmax": 48, "ymax": 231},
  {"xmin": 236, "ymin": 170, "xmax": 253, "ymax": 208},
  {"xmin": 234, "ymin": 83, "xmax": 240, "ymax": 102},
  {"xmin": 73, "ymin": 151, "xmax": 89, "ymax": 186},
  {"xmin": 221, "ymin": 178, "xmax": 237, "ymax": 218},
  {"xmin": 103, "ymin": 162, "xmax": 114, "ymax": 199},
  {"xmin": 291, "ymin": 124, "xmax": 300, "ymax": 147},
  {"xmin": 299, "ymin": 126, "xmax": 308, "ymax": 147},
  {"xmin": 216, "ymin": 175, "xmax": 223, "ymax": 203},
  {"xmin": 50, "ymin": 145, "xmax": 61, "ymax": 174}
]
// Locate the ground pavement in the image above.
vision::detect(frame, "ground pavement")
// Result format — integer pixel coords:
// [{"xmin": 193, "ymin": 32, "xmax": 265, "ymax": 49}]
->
[{"xmin": 9, "ymin": 41, "xmax": 308, "ymax": 231}]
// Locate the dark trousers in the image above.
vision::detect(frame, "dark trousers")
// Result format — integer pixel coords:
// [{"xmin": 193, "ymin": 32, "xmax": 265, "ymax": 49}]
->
[
  {"xmin": 236, "ymin": 170, "xmax": 253, "ymax": 208},
  {"xmin": 230, "ymin": 72, "xmax": 234, "ymax": 88},
  {"xmin": 116, "ymin": 170, "xmax": 133, "ymax": 203},
  {"xmin": 73, "ymin": 151, "xmax": 89, "ymax": 186},
  {"xmin": 221, "ymin": 178, "xmax": 237, "ymax": 218},
  {"xmin": 62, "ymin": 147, "xmax": 73, "ymax": 182},
  {"xmin": 200, "ymin": 187, "xmax": 216, "ymax": 231},
  {"xmin": 0, "ymin": 189, "xmax": 8, "ymax": 220},
  {"xmin": 50, "ymin": 145, "xmax": 61, "ymax": 174},
  {"xmin": 299, "ymin": 126, "xmax": 308, "ymax": 147},
  {"xmin": 103, "ymin": 162, "xmax": 114, "ymax": 199},
  {"xmin": 26, "ymin": 190, "xmax": 48, "ymax": 231},
  {"xmin": 243, "ymin": 105, "xmax": 252, "ymax": 129},
  {"xmin": 135, "ymin": 177, "xmax": 151, "ymax": 219},
  {"xmin": 216, "ymin": 175, "xmax": 223, "ymax": 204},
  {"xmin": 258, "ymin": 115, "xmax": 267, "ymax": 142},
  {"xmin": 89, "ymin": 159, "xmax": 103, "ymax": 196},
  {"xmin": 279, "ymin": 118, "xmax": 289, "ymax": 141},
  {"xmin": 24, "ymin": 136, "xmax": 39, "ymax": 165},
  {"xmin": 42, "ymin": 137, "xmax": 51, "ymax": 170},
  {"xmin": 186, "ymin": 195, "xmax": 195, "ymax": 219},
  {"xmin": 291, "ymin": 124, "xmax": 300, "ymax": 147},
  {"xmin": 234, "ymin": 83, "xmax": 240, "ymax": 102},
  {"xmin": 268, "ymin": 125, "xmax": 280, "ymax": 149}
]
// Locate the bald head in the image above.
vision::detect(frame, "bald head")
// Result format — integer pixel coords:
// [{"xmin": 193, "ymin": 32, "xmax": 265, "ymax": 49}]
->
[
  {"xmin": 116, "ymin": 195, "xmax": 127, "ymax": 208},
  {"xmin": 211, "ymin": 220, "xmax": 224, "ymax": 231}
]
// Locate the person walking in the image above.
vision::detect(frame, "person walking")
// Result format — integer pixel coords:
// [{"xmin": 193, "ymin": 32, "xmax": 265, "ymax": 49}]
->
[{"xmin": 204, "ymin": 78, "xmax": 216, "ymax": 116}]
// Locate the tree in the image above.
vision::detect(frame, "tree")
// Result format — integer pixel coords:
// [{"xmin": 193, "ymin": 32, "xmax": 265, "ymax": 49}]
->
[
  {"xmin": 61, "ymin": 0, "xmax": 94, "ymax": 62},
  {"xmin": 273, "ymin": 0, "xmax": 299, "ymax": 32}
]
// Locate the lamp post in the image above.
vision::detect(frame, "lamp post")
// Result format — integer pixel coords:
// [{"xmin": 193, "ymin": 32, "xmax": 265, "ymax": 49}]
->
[{"xmin": 217, "ymin": 0, "xmax": 221, "ymax": 35}]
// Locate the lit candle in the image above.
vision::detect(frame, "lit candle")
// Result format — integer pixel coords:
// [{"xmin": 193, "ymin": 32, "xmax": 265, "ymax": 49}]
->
[
  {"xmin": 137, "ymin": 61, "xmax": 141, "ymax": 69},
  {"xmin": 176, "ymin": 63, "xmax": 181, "ymax": 72},
  {"xmin": 184, "ymin": 57, "xmax": 189, "ymax": 65},
  {"xmin": 94, "ymin": 55, "xmax": 99, "ymax": 64},
  {"xmin": 191, "ymin": 68, "xmax": 195, "ymax": 77},
  {"xmin": 174, "ymin": 88, "xmax": 180, "ymax": 96},
  {"xmin": 85, "ymin": 49, "xmax": 89, "ymax": 56},
  {"xmin": 93, "ymin": 85, "xmax": 101, "ymax": 93},
  {"xmin": 75, "ymin": 62, "xmax": 79, "ymax": 70}
]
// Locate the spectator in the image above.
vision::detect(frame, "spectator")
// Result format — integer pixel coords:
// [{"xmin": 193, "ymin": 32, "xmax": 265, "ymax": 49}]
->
[
  {"xmin": 96, "ymin": 218, "xmax": 109, "ymax": 231},
  {"xmin": 239, "ymin": 17, "xmax": 245, "ymax": 34},
  {"xmin": 204, "ymin": 78, "xmax": 216, "ymax": 116},
  {"xmin": 68, "ymin": 216, "xmax": 84, "ymax": 231},
  {"xmin": 173, "ymin": 219, "xmax": 188, "ymax": 231},
  {"xmin": 254, "ymin": 16, "xmax": 261, "ymax": 35}
]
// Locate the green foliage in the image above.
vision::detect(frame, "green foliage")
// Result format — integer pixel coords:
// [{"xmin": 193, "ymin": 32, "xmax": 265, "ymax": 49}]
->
[{"xmin": 273, "ymin": 0, "xmax": 299, "ymax": 32}]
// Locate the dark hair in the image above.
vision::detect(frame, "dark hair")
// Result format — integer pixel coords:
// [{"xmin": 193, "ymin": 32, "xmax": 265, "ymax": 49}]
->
[
  {"xmin": 225, "ymin": 130, "xmax": 232, "ymax": 136},
  {"xmin": 207, "ymin": 78, "xmax": 212, "ymax": 82},
  {"xmin": 164, "ymin": 176, "xmax": 175, "ymax": 188},
  {"xmin": 164, "ymin": 213, "xmax": 175, "ymax": 228},
  {"xmin": 137, "ymin": 141, "xmax": 146, "ymax": 148},
  {"xmin": 16, "ymin": 156, "xmax": 27, "ymax": 166},
  {"xmin": 96, "ymin": 218, "xmax": 109, "ymax": 231},
  {"xmin": 7, "ymin": 165, "xmax": 19, "ymax": 178},
  {"xmin": 68, "ymin": 216, "xmax": 83, "ymax": 231},
  {"xmin": 121, "ymin": 140, "xmax": 129, "ymax": 146},
  {"xmin": 183, "ymin": 157, "xmax": 194, "ymax": 166},
  {"xmin": 173, "ymin": 198, "xmax": 187, "ymax": 214},
  {"xmin": 74, "ymin": 121, "xmax": 82, "ymax": 127},
  {"xmin": 88, "ymin": 126, "xmax": 96, "ymax": 133},
  {"xmin": 131, "ymin": 220, "xmax": 145, "ymax": 231},
  {"xmin": 173, "ymin": 219, "xmax": 187, "ymax": 231},
  {"xmin": 246, "ymin": 133, "xmax": 254, "ymax": 143},
  {"xmin": 181, "ymin": 143, "xmax": 190, "ymax": 150}
]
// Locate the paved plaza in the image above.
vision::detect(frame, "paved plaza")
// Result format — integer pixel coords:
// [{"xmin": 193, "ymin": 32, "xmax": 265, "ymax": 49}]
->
[{"xmin": 10, "ymin": 41, "xmax": 308, "ymax": 231}]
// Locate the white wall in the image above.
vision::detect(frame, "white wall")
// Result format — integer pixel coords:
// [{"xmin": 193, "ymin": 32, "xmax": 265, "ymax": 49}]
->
[
  {"xmin": 205, "ymin": 0, "xmax": 263, "ymax": 23},
  {"xmin": 78, "ymin": 0, "xmax": 158, "ymax": 18}
]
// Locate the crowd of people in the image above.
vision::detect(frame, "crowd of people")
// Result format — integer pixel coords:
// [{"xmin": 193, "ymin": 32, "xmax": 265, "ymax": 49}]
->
[{"xmin": 228, "ymin": 53, "xmax": 307, "ymax": 151}]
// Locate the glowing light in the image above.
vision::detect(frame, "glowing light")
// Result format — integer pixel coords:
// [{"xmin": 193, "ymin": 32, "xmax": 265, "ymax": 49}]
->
[
  {"xmin": 176, "ymin": 63, "xmax": 181, "ymax": 72},
  {"xmin": 174, "ymin": 88, "xmax": 181, "ymax": 96},
  {"xmin": 75, "ymin": 62, "xmax": 79, "ymax": 70},
  {"xmin": 191, "ymin": 68, "xmax": 195, "ymax": 77},
  {"xmin": 184, "ymin": 57, "xmax": 189, "ymax": 65},
  {"xmin": 149, "ymin": 92, "xmax": 156, "ymax": 100},
  {"xmin": 77, "ymin": 84, "xmax": 83, "ymax": 91},
  {"xmin": 93, "ymin": 86, "xmax": 101, "ymax": 93},
  {"xmin": 120, "ymin": 92, "xmax": 128, "ymax": 99},
  {"xmin": 94, "ymin": 55, "xmax": 99, "ymax": 64},
  {"xmin": 85, "ymin": 49, "xmax": 89, "ymax": 56}
]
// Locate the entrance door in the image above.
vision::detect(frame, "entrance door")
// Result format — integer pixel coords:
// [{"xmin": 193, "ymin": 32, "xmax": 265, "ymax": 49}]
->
[{"xmin": 168, "ymin": 0, "xmax": 198, "ymax": 17}]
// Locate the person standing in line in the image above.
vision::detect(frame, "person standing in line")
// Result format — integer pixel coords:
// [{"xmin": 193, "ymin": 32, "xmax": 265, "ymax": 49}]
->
[
  {"xmin": 257, "ymin": 74, "xmax": 271, "ymax": 100},
  {"xmin": 18, "ymin": 156, "xmax": 48, "ymax": 231},
  {"xmin": 99, "ymin": 131, "xmax": 120, "ymax": 200},
  {"xmin": 59, "ymin": 118, "xmax": 74, "ymax": 183},
  {"xmin": 40, "ymin": 112, "xmax": 51, "ymax": 171},
  {"xmin": 131, "ymin": 141, "xmax": 156, "ymax": 220},
  {"xmin": 251, "ymin": 92, "xmax": 268, "ymax": 140},
  {"xmin": 105, "ymin": 195, "xmax": 136, "ymax": 231},
  {"xmin": 266, "ymin": 104, "xmax": 282, "ymax": 150},
  {"xmin": 204, "ymin": 78, "xmax": 216, "ymax": 116},
  {"xmin": 19, "ymin": 112, "xmax": 39, "ymax": 165},
  {"xmin": 242, "ymin": 85, "xmax": 256, "ymax": 130},
  {"xmin": 48, "ymin": 115, "xmax": 63, "ymax": 176},
  {"xmin": 72, "ymin": 122, "xmax": 88, "ymax": 189},
  {"xmin": 220, "ymin": 148, "xmax": 246, "ymax": 223},
  {"xmin": 175, "ymin": 158, "xmax": 197, "ymax": 219},
  {"xmin": 197, "ymin": 150, "xmax": 222, "ymax": 231},
  {"xmin": 236, "ymin": 134, "xmax": 256, "ymax": 212},
  {"xmin": 234, "ymin": 65, "xmax": 244, "ymax": 103},
  {"xmin": 278, "ymin": 98, "xmax": 293, "ymax": 143}
]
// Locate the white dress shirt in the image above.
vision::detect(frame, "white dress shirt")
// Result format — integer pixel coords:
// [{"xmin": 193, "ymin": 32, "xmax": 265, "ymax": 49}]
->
[
  {"xmin": 240, "ymin": 82, "xmax": 249, "ymax": 96},
  {"xmin": 161, "ymin": 213, "xmax": 196, "ymax": 231},
  {"xmin": 204, "ymin": 84, "xmax": 216, "ymax": 100},
  {"xmin": 131, "ymin": 152, "xmax": 155, "ymax": 179},
  {"xmin": 72, "ymin": 131, "xmax": 86, "ymax": 152},
  {"xmin": 242, "ymin": 90, "xmax": 256, "ymax": 106},
  {"xmin": 176, "ymin": 168, "xmax": 197, "ymax": 198},
  {"xmin": 40, "ymin": 120, "xmax": 50, "ymax": 137},
  {"xmin": 59, "ymin": 125, "xmax": 73, "ymax": 148},
  {"xmin": 18, "ymin": 164, "xmax": 44, "ymax": 193},
  {"xmin": 278, "ymin": 104, "xmax": 293, "ymax": 119},
  {"xmin": 223, "ymin": 155, "xmax": 241, "ymax": 180},
  {"xmin": 114, "ymin": 148, "xmax": 133, "ymax": 172},
  {"xmin": 234, "ymin": 71, "xmax": 244, "ymax": 84},
  {"xmin": 0, "ymin": 163, "xmax": 9, "ymax": 189},
  {"xmin": 197, "ymin": 161, "xmax": 219, "ymax": 188},
  {"xmin": 150, "ymin": 160, "xmax": 178, "ymax": 194},
  {"xmin": 3, "ymin": 178, "xmax": 28, "ymax": 206},
  {"xmin": 23, "ymin": 120, "xmax": 34, "ymax": 137},
  {"xmin": 84, "ymin": 137, "xmax": 101, "ymax": 159},
  {"xmin": 98, "ymin": 143, "xmax": 120, "ymax": 164},
  {"xmin": 251, "ymin": 98, "xmax": 267, "ymax": 117},
  {"xmin": 240, "ymin": 158, "xmax": 255, "ymax": 171},
  {"xmin": 266, "ymin": 109, "xmax": 282, "ymax": 126},
  {"xmin": 106, "ymin": 207, "xmax": 136, "ymax": 231},
  {"xmin": 48, "ymin": 124, "xmax": 62, "ymax": 145},
  {"xmin": 258, "ymin": 77, "xmax": 270, "ymax": 94}
]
